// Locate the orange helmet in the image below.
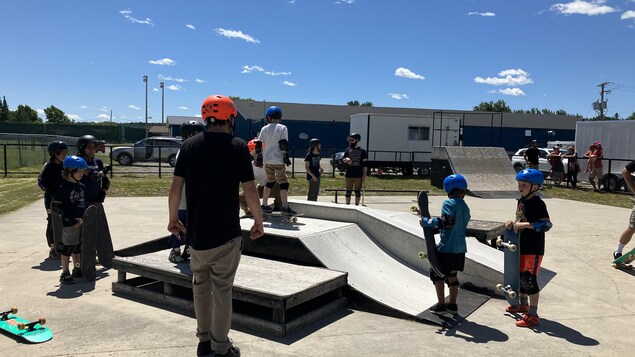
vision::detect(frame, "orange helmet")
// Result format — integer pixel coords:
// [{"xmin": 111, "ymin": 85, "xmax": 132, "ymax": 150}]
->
[
  {"xmin": 247, "ymin": 139, "xmax": 262, "ymax": 153},
  {"xmin": 201, "ymin": 95, "xmax": 237, "ymax": 122}
]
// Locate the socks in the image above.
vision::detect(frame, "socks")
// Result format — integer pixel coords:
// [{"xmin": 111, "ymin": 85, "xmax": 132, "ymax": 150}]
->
[
  {"xmin": 528, "ymin": 305, "xmax": 538, "ymax": 317},
  {"xmin": 615, "ymin": 243, "xmax": 625, "ymax": 254},
  {"xmin": 520, "ymin": 296, "xmax": 529, "ymax": 306}
]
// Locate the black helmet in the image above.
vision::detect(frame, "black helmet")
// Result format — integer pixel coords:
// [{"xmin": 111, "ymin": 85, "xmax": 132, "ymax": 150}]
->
[
  {"xmin": 48, "ymin": 141, "xmax": 69, "ymax": 157},
  {"xmin": 77, "ymin": 135, "xmax": 99, "ymax": 154},
  {"xmin": 180, "ymin": 120, "xmax": 205, "ymax": 139},
  {"xmin": 349, "ymin": 133, "xmax": 361, "ymax": 141},
  {"xmin": 309, "ymin": 138, "xmax": 321, "ymax": 148}
]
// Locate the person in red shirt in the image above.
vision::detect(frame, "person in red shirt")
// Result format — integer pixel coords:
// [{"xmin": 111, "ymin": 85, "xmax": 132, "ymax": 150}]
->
[{"xmin": 585, "ymin": 141, "xmax": 603, "ymax": 191}]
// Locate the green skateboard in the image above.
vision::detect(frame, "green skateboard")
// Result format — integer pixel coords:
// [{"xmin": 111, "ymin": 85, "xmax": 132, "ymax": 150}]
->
[
  {"xmin": 0, "ymin": 308, "xmax": 53, "ymax": 343},
  {"xmin": 612, "ymin": 248, "xmax": 635, "ymax": 270}
]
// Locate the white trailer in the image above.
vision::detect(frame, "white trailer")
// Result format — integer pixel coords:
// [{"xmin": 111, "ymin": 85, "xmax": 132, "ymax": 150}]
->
[
  {"xmin": 575, "ymin": 120, "xmax": 635, "ymax": 192},
  {"xmin": 349, "ymin": 113, "xmax": 461, "ymax": 175}
]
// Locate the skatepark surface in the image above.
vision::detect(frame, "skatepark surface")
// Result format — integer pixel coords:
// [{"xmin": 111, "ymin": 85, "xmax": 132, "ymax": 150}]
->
[{"xmin": 1, "ymin": 194, "xmax": 634, "ymax": 356}]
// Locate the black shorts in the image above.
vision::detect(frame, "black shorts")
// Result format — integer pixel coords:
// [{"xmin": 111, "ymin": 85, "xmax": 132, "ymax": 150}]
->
[{"xmin": 437, "ymin": 252, "xmax": 465, "ymax": 274}]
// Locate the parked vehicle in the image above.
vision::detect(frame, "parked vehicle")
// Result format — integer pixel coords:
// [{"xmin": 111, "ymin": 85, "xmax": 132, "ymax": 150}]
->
[
  {"xmin": 112, "ymin": 137, "xmax": 183, "ymax": 167},
  {"xmin": 510, "ymin": 147, "xmax": 569, "ymax": 185}
]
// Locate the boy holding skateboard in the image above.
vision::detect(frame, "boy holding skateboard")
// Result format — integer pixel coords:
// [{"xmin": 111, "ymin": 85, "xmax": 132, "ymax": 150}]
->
[
  {"xmin": 613, "ymin": 161, "xmax": 635, "ymax": 260},
  {"xmin": 38, "ymin": 141, "xmax": 69, "ymax": 258},
  {"xmin": 505, "ymin": 168, "xmax": 552, "ymax": 327},
  {"xmin": 426, "ymin": 174, "xmax": 471, "ymax": 315},
  {"xmin": 53, "ymin": 156, "xmax": 88, "ymax": 284}
]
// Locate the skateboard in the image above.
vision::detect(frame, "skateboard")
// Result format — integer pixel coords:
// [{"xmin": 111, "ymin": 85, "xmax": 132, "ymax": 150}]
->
[
  {"xmin": 49, "ymin": 204, "xmax": 64, "ymax": 255},
  {"xmin": 0, "ymin": 308, "xmax": 53, "ymax": 343},
  {"xmin": 81, "ymin": 205, "xmax": 99, "ymax": 281},
  {"xmin": 496, "ymin": 229, "xmax": 520, "ymax": 308},
  {"xmin": 414, "ymin": 191, "xmax": 445, "ymax": 279},
  {"xmin": 95, "ymin": 204, "xmax": 114, "ymax": 269},
  {"xmin": 612, "ymin": 247, "xmax": 635, "ymax": 270},
  {"xmin": 262, "ymin": 212, "xmax": 304, "ymax": 224}
]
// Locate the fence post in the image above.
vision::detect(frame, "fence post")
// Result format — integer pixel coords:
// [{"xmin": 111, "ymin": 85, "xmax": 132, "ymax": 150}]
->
[{"xmin": 3, "ymin": 144, "xmax": 7, "ymax": 178}]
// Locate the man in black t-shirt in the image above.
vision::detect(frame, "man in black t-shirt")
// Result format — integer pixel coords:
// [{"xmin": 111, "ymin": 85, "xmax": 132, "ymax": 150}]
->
[
  {"xmin": 524, "ymin": 140, "xmax": 540, "ymax": 170},
  {"xmin": 613, "ymin": 161, "xmax": 635, "ymax": 260},
  {"xmin": 168, "ymin": 94, "xmax": 263, "ymax": 357},
  {"xmin": 342, "ymin": 133, "xmax": 368, "ymax": 205}
]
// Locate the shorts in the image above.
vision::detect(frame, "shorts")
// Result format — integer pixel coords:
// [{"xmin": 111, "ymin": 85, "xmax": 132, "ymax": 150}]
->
[
  {"xmin": 345, "ymin": 177, "xmax": 363, "ymax": 191},
  {"xmin": 62, "ymin": 225, "xmax": 81, "ymax": 246},
  {"xmin": 527, "ymin": 163, "xmax": 539, "ymax": 170},
  {"xmin": 437, "ymin": 252, "xmax": 465, "ymax": 274},
  {"xmin": 629, "ymin": 204, "xmax": 635, "ymax": 229},
  {"xmin": 265, "ymin": 164, "xmax": 288, "ymax": 184},
  {"xmin": 588, "ymin": 167, "xmax": 603, "ymax": 180},
  {"xmin": 519, "ymin": 254, "xmax": 542, "ymax": 295}
]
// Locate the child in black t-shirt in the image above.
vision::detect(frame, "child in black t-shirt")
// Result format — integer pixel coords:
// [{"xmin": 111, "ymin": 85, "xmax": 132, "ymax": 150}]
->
[
  {"xmin": 304, "ymin": 138, "xmax": 323, "ymax": 201},
  {"xmin": 505, "ymin": 168, "xmax": 552, "ymax": 328},
  {"xmin": 38, "ymin": 141, "xmax": 69, "ymax": 258}
]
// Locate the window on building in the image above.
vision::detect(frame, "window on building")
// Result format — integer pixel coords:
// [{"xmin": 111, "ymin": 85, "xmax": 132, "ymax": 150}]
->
[{"xmin": 408, "ymin": 126, "xmax": 430, "ymax": 141}]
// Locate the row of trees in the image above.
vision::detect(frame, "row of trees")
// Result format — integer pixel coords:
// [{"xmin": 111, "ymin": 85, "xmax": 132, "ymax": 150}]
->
[
  {"xmin": 473, "ymin": 99, "xmax": 635, "ymax": 120},
  {"xmin": 0, "ymin": 96, "xmax": 72, "ymax": 124}
]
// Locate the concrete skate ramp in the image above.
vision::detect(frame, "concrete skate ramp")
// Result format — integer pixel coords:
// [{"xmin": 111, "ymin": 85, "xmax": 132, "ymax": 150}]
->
[{"xmin": 435, "ymin": 146, "xmax": 518, "ymax": 198}]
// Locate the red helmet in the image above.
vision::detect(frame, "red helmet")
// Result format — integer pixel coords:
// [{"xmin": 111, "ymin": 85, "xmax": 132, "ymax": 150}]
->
[
  {"xmin": 247, "ymin": 139, "xmax": 262, "ymax": 153},
  {"xmin": 201, "ymin": 95, "xmax": 237, "ymax": 122},
  {"xmin": 592, "ymin": 141, "xmax": 601, "ymax": 147}
]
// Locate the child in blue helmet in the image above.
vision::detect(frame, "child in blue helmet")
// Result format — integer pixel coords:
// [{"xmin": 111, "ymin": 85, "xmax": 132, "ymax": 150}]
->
[
  {"xmin": 53, "ymin": 155, "xmax": 89, "ymax": 284},
  {"xmin": 427, "ymin": 174, "xmax": 471, "ymax": 315},
  {"xmin": 505, "ymin": 168, "xmax": 552, "ymax": 327}
]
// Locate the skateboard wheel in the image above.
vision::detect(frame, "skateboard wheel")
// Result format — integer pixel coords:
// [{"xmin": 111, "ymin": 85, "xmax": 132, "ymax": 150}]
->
[
  {"xmin": 418, "ymin": 252, "xmax": 427, "ymax": 259},
  {"xmin": 508, "ymin": 244, "xmax": 517, "ymax": 252},
  {"xmin": 292, "ymin": 217, "xmax": 297, "ymax": 223},
  {"xmin": 496, "ymin": 238, "xmax": 503, "ymax": 247},
  {"xmin": 496, "ymin": 283, "xmax": 503, "ymax": 291},
  {"xmin": 17, "ymin": 323, "xmax": 25, "ymax": 330},
  {"xmin": 508, "ymin": 291, "xmax": 517, "ymax": 299},
  {"xmin": 10, "ymin": 307, "xmax": 17, "ymax": 314},
  {"xmin": 38, "ymin": 318, "xmax": 46, "ymax": 325}
]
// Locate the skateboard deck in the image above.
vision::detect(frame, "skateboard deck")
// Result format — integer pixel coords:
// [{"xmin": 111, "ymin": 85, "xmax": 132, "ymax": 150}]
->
[
  {"xmin": 612, "ymin": 247, "xmax": 635, "ymax": 269},
  {"xmin": 415, "ymin": 191, "xmax": 445, "ymax": 279},
  {"xmin": 49, "ymin": 204, "xmax": 64, "ymax": 255},
  {"xmin": 496, "ymin": 229, "xmax": 520, "ymax": 308},
  {"xmin": 81, "ymin": 205, "xmax": 99, "ymax": 282},
  {"xmin": 0, "ymin": 308, "xmax": 52, "ymax": 343},
  {"xmin": 95, "ymin": 204, "xmax": 114, "ymax": 269},
  {"xmin": 263, "ymin": 212, "xmax": 304, "ymax": 224}
]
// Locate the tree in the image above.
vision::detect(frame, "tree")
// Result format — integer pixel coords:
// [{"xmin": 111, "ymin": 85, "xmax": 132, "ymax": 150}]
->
[
  {"xmin": 472, "ymin": 99, "xmax": 511, "ymax": 112},
  {"xmin": 0, "ymin": 96, "xmax": 9, "ymax": 122},
  {"xmin": 347, "ymin": 100, "xmax": 360, "ymax": 106},
  {"xmin": 360, "ymin": 101, "xmax": 374, "ymax": 107},
  {"xmin": 8, "ymin": 104, "xmax": 41, "ymax": 123},
  {"xmin": 44, "ymin": 105, "xmax": 72, "ymax": 124},
  {"xmin": 626, "ymin": 112, "xmax": 635, "ymax": 120},
  {"xmin": 228, "ymin": 96, "xmax": 257, "ymax": 102}
]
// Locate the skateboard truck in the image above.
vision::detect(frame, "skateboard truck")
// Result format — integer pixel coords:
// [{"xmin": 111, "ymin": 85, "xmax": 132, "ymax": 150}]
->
[
  {"xmin": 18, "ymin": 318, "xmax": 46, "ymax": 332},
  {"xmin": 496, "ymin": 284, "xmax": 517, "ymax": 299},
  {"xmin": 0, "ymin": 307, "xmax": 17, "ymax": 320},
  {"xmin": 496, "ymin": 237, "xmax": 517, "ymax": 252}
]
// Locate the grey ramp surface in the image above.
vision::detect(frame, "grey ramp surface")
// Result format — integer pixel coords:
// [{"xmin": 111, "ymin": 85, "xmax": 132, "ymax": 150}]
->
[{"xmin": 442, "ymin": 146, "xmax": 518, "ymax": 197}]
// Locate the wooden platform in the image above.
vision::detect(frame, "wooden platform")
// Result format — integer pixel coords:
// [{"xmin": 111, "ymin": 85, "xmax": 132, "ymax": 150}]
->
[{"xmin": 112, "ymin": 250, "xmax": 348, "ymax": 337}]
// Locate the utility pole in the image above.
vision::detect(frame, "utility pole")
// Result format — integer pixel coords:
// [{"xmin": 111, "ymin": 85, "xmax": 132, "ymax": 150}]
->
[
  {"xmin": 143, "ymin": 75, "xmax": 148, "ymax": 138},
  {"xmin": 597, "ymin": 82, "xmax": 611, "ymax": 120}
]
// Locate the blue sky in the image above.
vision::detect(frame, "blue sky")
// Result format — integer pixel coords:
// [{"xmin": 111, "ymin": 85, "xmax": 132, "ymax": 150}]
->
[{"xmin": 2, "ymin": 0, "xmax": 635, "ymax": 123}]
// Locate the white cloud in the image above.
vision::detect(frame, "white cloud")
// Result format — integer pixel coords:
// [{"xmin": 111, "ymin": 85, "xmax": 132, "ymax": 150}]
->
[
  {"xmin": 498, "ymin": 88, "xmax": 526, "ymax": 96},
  {"xmin": 288, "ymin": 0, "xmax": 296, "ymax": 3},
  {"xmin": 186, "ymin": 24, "xmax": 196, "ymax": 30},
  {"xmin": 622, "ymin": 10, "xmax": 635, "ymax": 20},
  {"xmin": 283, "ymin": 81, "xmax": 297, "ymax": 86},
  {"xmin": 100, "ymin": 106, "xmax": 109, "ymax": 112},
  {"xmin": 178, "ymin": 106, "xmax": 189, "ymax": 110},
  {"xmin": 335, "ymin": 0, "xmax": 355, "ymax": 4},
  {"xmin": 129, "ymin": 105, "xmax": 140, "ymax": 110},
  {"xmin": 153, "ymin": 88, "xmax": 159, "ymax": 92},
  {"xmin": 36, "ymin": 109, "xmax": 44, "ymax": 115},
  {"xmin": 166, "ymin": 84, "xmax": 182, "ymax": 91},
  {"xmin": 97, "ymin": 114, "xmax": 110, "ymax": 120},
  {"xmin": 195, "ymin": 78, "xmax": 205, "ymax": 83},
  {"xmin": 388, "ymin": 93, "xmax": 409, "ymax": 100},
  {"xmin": 158, "ymin": 74, "xmax": 187, "ymax": 82},
  {"xmin": 215, "ymin": 28, "xmax": 260, "ymax": 43},
  {"xmin": 67, "ymin": 114, "xmax": 81, "ymax": 121},
  {"xmin": 550, "ymin": 0, "xmax": 618, "ymax": 16},
  {"xmin": 79, "ymin": 105, "xmax": 87, "ymax": 109},
  {"xmin": 474, "ymin": 68, "xmax": 533, "ymax": 86},
  {"xmin": 119, "ymin": 9, "xmax": 155, "ymax": 26},
  {"xmin": 467, "ymin": 12, "xmax": 496, "ymax": 17},
  {"xmin": 149, "ymin": 58, "xmax": 176, "ymax": 66},
  {"xmin": 395, "ymin": 67, "xmax": 425, "ymax": 80},
  {"xmin": 242, "ymin": 65, "xmax": 291, "ymax": 76}
]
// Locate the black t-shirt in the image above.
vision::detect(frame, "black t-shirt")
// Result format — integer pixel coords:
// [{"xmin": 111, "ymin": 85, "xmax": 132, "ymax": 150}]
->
[
  {"xmin": 516, "ymin": 195, "xmax": 549, "ymax": 255},
  {"xmin": 343, "ymin": 147, "xmax": 368, "ymax": 178},
  {"xmin": 53, "ymin": 180, "xmax": 87, "ymax": 227},
  {"xmin": 525, "ymin": 147, "xmax": 540, "ymax": 165},
  {"xmin": 626, "ymin": 160, "xmax": 635, "ymax": 174},
  {"xmin": 173, "ymin": 132, "xmax": 254, "ymax": 250},
  {"xmin": 39, "ymin": 159, "xmax": 64, "ymax": 205},
  {"xmin": 304, "ymin": 152, "xmax": 321, "ymax": 181},
  {"xmin": 79, "ymin": 156, "xmax": 105, "ymax": 204}
]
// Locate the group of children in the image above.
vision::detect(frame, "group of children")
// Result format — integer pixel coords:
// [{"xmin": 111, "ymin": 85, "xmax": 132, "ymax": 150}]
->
[
  {"xmin": 38, "ymin": 135, "xmax": 110, "ymax": 284},
  {"xmin": 427, "ymin": 168, "xmax": 550, "ymax": 328}
]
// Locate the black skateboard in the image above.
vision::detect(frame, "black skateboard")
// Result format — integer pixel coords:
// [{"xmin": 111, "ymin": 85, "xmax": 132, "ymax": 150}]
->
[
  {"xmin": 95, "ymin": 204, "xmax": 114, "ymax": 269},
  {"xmin": 81, "ymin": 205, "xmax": 114, "ymax": 281},
  {"xmin": 415, "ymin": 191, "xmax": 445, "ymax": 279},
  {"xmin": 49, "ymin": 205, "xmax": 63, "ymax": 255},
  {"xmin": 262, "ymin": 212, "xmax": 304, "ymax": 224}
]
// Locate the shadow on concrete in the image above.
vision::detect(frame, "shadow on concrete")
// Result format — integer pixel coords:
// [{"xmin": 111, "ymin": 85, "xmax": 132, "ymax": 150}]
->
[
  {"xmin": 528, "ymin": 318, "xmax": 599, "ymax": 346},
  {"xmin": 31, "ymin": 258, "xmax": 61, "ymax": 272},
  {"xmin": 440, "ymin": 318, "xmax": 509, "ymax": 343},
  {"xmin": 45, "ymin": 270, "xmax": 110, "ymax": 299}
]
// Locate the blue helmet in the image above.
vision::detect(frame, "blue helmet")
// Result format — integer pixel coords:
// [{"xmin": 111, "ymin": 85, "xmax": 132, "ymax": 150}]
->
[
  {"xmin": 443, "ymin": 174, "xmax": 468, "ymax": 193},
  {"xmin": 265, "ymin": 106, "xmax": 282, "ymax": 121},
  {"xmin": 516, "ymin": 168, "xmax": 544, "ymax": 186},
  {"xmin": 63, "ymin": 155, "xmax": 88, "ymax": 170}
]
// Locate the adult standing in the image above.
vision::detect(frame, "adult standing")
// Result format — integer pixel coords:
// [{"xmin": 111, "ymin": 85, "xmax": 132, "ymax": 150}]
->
[
  {"xmin": 562, "ymin": 145, "xmax": 580, "ymax": 189},
  {"xmin": 613, "ymin": 161, "xmax": 635, "ymax": 260},
  {"xmin": 524, "ymin": 140, "xmax": 540, "ymax": 170},
  {"xmin": 168, "ymin": 94, "xmax": 264, "ymax": 357},
  {"xmin": 342, "ymin": 133, "xmax": 368, "ymax": 205},
  {"xmin": 585, "ymin": 141, "xmax": 604, "ymax": 191}
]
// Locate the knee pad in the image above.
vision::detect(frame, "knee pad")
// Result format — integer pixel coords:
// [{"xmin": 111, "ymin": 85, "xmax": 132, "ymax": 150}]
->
[
  {"xmin": 354, "ymin": 190, "xmax": 361, "ymax": 197},
  {"xmin": 255, "ymin": 140, "xmax": 263, "ymax": 154},
  {"xmin": 279, "ymin": 182, "xmax": 289, "ymax": 191},
  {"xmin": 429, "ymin": 269, "xmax": 444, "ymax": 282},
  {"xmin": 345, "ymin": 190, "xmax": 352, "ymax": 197},
  {"xmin": 520, "ymin": 272, "xmax": 539, "ymax": 294},
  {"xmin": 265, "ymin": 181, "xmax": 276, "ymax": 189}
]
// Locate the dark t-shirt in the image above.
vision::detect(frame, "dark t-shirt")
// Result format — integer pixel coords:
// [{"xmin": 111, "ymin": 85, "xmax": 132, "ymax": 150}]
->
[
  {"xmin": 516, "ymin": 195, "xmax": 549, "ymax": 255},
  {"xmin": 173, "ymin": 132, "xmax": 254, "ymax": 250},
  {"xmin": 525, "ymin": 147, "xmax": 540, "ymax": 165},
  {"xmin": 53, "ymin": 180, "xmax": 87, "ymax": 227},
  {"xmin": 626, "ymin": 161, "xmax": 635, "ymax": 174},
  {"xmin": 79, "ymin": 156, "xmax": 105, "ymax": 204},
  {"xmin": 343, "ymin": 147, "xmax": 368, "ymax": 178},
  {"xmin": 304, "ymin": 152, "xmax": 321, "ymax": 181},
  {"xmin": 39, "ymin": 159, "xmax": 64, "ymax": 207}
]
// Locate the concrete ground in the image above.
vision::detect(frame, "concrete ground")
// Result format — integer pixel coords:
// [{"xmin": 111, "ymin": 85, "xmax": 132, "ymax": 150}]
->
[{"xmin": 0, "ymin": 194, "xmax": 633, "ymax": 356}]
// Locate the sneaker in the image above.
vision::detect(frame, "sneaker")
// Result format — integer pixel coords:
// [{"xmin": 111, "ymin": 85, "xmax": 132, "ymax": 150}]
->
[
  {"xmin": 429, "ymin": 303, "xmax": 447, "ymax": 314},
  {"xmin": 181, "ymin": 246, "xmax": 190, "ymax": 261},
  {"xmin": 59, "ymin": 271, "xmax": 75, "ymax": 285},
  {"xmin": 614, "ymin": 251, "xmax": 623, "ymax": 260},
  {"xmin": 48, "ymin": 248, "xmax": 60, "ymax": 259},
  {"xmin": 516, "ymin": 313, "xmax": 540, "ymax": 327},
  {"xmin": 281, "ymin": 206, "xmax": 297, "ymax": 215},
  {"xmin": 169, "ymin": 248, "xmax": 185, "ymax": 263},
  {"xmin": 196, "ymin": 340, "xmax": 213, "ymax": 357},
  {"xmin": 446, "ymin": 303, "xmax": 458, "ymax": 314},
  {"xmin": 261, "ymin": 205, "xmax": 273, "ymax": 213},
  {"xmin": 71, "ymin": 267, "xmax": 83, "ymax": 278},
  {"xmin": 505, "ymin": 304, "xmax": 529, "ymax": 313},
  {"xmin": 216, "ymin": 346, "xmax": 240, "ymax": 357}
]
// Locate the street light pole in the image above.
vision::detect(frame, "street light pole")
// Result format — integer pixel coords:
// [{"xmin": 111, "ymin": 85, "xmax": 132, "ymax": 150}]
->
[
  {"xmin": 143, "ymin": 75, "xmax": 148, "ymax": 138},
  {"xmin": 160, "ymin": 82, "xmax": 164, "ymax": 125}
]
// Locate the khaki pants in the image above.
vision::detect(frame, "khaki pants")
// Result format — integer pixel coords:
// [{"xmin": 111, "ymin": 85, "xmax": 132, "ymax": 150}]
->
[
  {"xmin": 190, "ymin": 237, "xmax": 242, "ymax": 354},
  {"xmin": 239, "ymin": 185, "xmax": 281, "ymax": 213}
]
